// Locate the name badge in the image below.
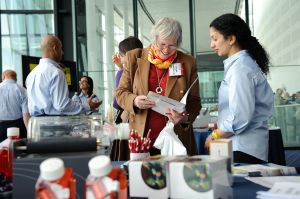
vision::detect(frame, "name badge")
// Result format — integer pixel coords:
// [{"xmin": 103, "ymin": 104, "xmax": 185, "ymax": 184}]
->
[{"xmin": 169, "ymin": 63, "xmax": 184, "ymax": 76}]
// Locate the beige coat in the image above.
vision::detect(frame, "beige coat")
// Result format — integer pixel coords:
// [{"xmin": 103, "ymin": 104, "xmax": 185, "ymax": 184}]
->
[{"xmin": 115, "ymin": 48, "xmax": 201, "ymax": 155}]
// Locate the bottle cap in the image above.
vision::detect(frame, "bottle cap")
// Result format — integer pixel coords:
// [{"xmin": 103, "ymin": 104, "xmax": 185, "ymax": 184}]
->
[
  {"xmin": 40, "ymin": 158, "xmax": 65, "ymax": 181},
  {"xmin": 88, "ymin": 155, "xmax": 112, "ymax": 178},
  {"xmin": 7, "ymin": 127, "xmax": 19, "ymax": 137}
]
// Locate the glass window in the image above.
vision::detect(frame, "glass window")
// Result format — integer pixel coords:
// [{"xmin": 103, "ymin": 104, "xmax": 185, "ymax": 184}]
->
[
  {"xmin": 194, "ymin": 0, "xmax": 236, "ymax": 109},
  {"xmin": 78, "ymin": 0, "xmax": 136, "ymax": 115},
  {"xmin": 1, "ymin": 14, "xmax": 9, "ymax": 34},
  {"xmin": 250, "ymin": 0, "xmax": 300, "ymax": 147},
  {"xmin": 26, "ymin": 14, "xmax": 54, "ymax": 35},
  {"xmin": 114, "ymin": 10, "xmax": 124, "ymax": 43},
  {"xmin": 139, "ymin": 0, "xmax": 190, "ymax": 50},
  {"xmin": 7, "ymin": 14, "xmax": 26, "ymax": 34},
  {"xmin": 1, "ymin": 36, "xmax": 12, "ymax": 67},
  {"xmin": 0, "ymin": 1, "xmax": 54, "ymax": 84},
  {"xmin": 0, "ymin": 0, "xmax": 53, "ymax": 10},
  {"xmin": 199, "ymin": 71, "xmax": 223, "ymax": 107}
]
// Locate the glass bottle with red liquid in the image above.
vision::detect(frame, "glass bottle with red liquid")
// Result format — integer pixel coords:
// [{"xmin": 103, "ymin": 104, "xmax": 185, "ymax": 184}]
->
[
  {"xmin": 85, "ymin": 155, "xmax": 127, "ymax": 199},
  {"xmin": 35, "ymin": 158, "xmax": 76, "ymax": 199},
  {"xmin": 0, "ymin": 127, "xmax": 20, "ymax": 183}
]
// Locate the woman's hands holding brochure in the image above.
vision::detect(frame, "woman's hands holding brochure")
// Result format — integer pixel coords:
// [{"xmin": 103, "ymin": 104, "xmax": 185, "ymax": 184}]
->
[
  {"xmin": 134, "ymin": 95, "xmax": 155, "ymax": 109},
  {"xmin": 134, "ymin": 94, "xmax": 189, "ymax": 125},
  {"xmin": 165, "ymin": 109, "xmax": 189, "ymax": 125}
]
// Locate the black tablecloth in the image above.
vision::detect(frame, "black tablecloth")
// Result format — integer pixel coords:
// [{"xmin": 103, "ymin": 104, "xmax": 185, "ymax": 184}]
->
[{"xmin": 268, "ymin": 128, "xmax": 286, "ymax": 165}]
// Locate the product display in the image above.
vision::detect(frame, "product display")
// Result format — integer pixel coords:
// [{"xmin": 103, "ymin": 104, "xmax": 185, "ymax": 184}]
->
[
  {"xmin": 0, "ymin": 127, "xmax": 20, "ymax": 197},
  {"xmin": 28, "ymin": 115, "xmax": 102, "ymax": 140},
  {"xmin": 24, "ymin": 115, "xmax": 112, "ymax": 154},
  {"xmin": 0, "ymin": 128, "xmax": 20, "ymax": 182},
  {"xmin": 85, "ymin": 155, "xmax": 127, "ymax": 199},
  {"xmin": 128, "ymin": 129, "xmax": 151, "ymax": 153},
  {"xmin": 128, "ymin": 129, "xmax": 151, "ymax": 160},
  {"xmin": 129, "ymin": 155, "xmax": 233, "ymax": 199},
  {"xmin": 210, "ymin": 138, "xmax": 233, "ymax": 164},
  {"xmin": 129, "ymin": 156, "xmax": 173, "ymax": 199},
  {"xmin": 35, "ymin": 158, "xmax": 76, "ymax": 199},
  {"xmin": 169, "ymin": 156, "xmax": 232, "ymax": 199}
]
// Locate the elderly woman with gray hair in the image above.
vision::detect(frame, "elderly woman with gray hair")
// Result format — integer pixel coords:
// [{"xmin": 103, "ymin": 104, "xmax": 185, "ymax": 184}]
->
[{"xmin": 115, "ymin": 17, "xmax": 201, "ymax": 155}]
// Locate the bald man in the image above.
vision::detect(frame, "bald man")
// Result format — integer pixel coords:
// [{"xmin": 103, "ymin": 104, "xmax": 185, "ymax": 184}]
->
[
  {"xmin": 0, "ymin": 70, "xmax": 29, "ymax": 142},
  {"xmin": 26, "ymin": 35, "xmax": 100, "ymax": 116}
]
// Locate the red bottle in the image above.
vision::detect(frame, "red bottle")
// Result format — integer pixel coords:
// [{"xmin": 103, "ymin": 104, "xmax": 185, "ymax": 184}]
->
[
  {"xmin": 0, "ymin": 127, "xmax": 20, "ymax": 182},
  {"xmin": 85, "ymin": 155, "xmax": 127, "ymax": 199},
  {"xmin": 35, "ymin": 158, "xmax": 76, "ymax": 199}
]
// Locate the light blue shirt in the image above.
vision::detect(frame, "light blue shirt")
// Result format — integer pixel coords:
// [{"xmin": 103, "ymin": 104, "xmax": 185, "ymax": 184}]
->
[
  {"xmin": 25, "ymin": 58, "xmax": 90, "ymax": 116},
  {"xmin": 72, "ymin": 92, "xmax": 100, "ymax": 115},
  {"xmin": 0, "ymin": 79, "xmax": 29, "ymax": 120},
  {"xmin": 218, "ymin": 50, "xmax": 274, "ymax": 161}
]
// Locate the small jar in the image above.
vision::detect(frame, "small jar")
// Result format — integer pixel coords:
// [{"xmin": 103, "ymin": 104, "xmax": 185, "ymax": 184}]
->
[
  {"xmin": 7, "ymin": 127, "xmax": 20, "ymax": 140},
  {"xmin": 85, "ymin": 155, "xmax": 127, "ymax": 199},
  {"xmin": 35, "ymin": 158, "xmax": 76, "ymax": 199}
]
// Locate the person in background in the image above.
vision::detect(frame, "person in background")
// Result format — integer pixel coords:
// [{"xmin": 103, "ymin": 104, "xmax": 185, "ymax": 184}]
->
[
  {"xmin": 0, "ymin": 69, "xmax": 29, "ymax": 141},
  {"xmin": 115, "ymin": 17, "xmax": 201, "ymax": 155},
  {"xmin": 295, "ymin": 92, "xmax": 300, "ymax": 132},
  {"xmin": 205, "ymin": 13, "xmax": 274, "ymax": 164},
  {"xmin": 72, "ymin": 75, "xmax": 102, "ymax": 115},
  {"xmin": 112, "ymin": 36, "xmax": 143, "ymax": 123},
  {"xmin": 274, "ymin": 88, "xmax": 285, "ymax": 105},
  {"xmin": 282, "ymin": 88, "xmax": 291, "ymax": 104},
  {"xmin": 295, "ymin": 92, "xmax": 300, "ymax": 104},
  {"xmin": 26, "ymin": 35, "xmax": 100, "ymax": 116}
]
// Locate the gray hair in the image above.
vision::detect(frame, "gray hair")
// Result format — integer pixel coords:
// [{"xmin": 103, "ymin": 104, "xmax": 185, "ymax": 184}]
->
[{"xmin": 151, "ymin": 17, "xmax": 182, "ymax": 46}]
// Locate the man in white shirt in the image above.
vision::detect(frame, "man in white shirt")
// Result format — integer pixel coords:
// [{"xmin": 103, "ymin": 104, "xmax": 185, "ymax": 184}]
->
[
  {"xmin": 0, "ymin": 70, "xmax": 29, "ymax": 141},
  {"xmin": 26, "ymin": 35, "xmax": 100, "ymax": 116}
]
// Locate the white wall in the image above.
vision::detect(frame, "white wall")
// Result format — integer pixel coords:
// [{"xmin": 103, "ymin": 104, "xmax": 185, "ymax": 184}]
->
[
  {"xmin": 253, "ymin": 0, "xmax": 300, "ymax": 94},
  {"xmin": 268, "ymin": 66, "xmax": 300, "ymax": 94}
]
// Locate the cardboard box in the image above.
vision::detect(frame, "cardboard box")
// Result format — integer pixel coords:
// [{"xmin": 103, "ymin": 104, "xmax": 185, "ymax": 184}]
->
[
  {"xmin": 169, "ymin": 156, "xmax": 232, "ymax": 199},
  {"xmin": 129, "ymin": 156, "xmax": 232, "ymax": 199},
  {"xmin": 210, "ymin": 139, "xmax": 232, "ymax": 157},
  {"xmin": 210, "ymin": 139, "xmax": 232, "ymax": 164},
  {"xmin": 128, "ymin": 156, "xmax": 177, "ymax": 199}
]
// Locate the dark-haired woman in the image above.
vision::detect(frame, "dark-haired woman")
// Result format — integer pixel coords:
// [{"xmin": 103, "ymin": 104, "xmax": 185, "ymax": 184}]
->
[
  {"xmin": 205, "ymin": 13, "xmax": 274, "ymax": 164},
  {"xmin": 72, "ymin": 76, "xmax": 101, "ymax": 115}
]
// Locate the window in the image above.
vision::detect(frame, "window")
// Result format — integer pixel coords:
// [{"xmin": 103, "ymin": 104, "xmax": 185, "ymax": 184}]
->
[{"xmin": 0, "ymin": 0, "xmax": 54, "ymax": 85}]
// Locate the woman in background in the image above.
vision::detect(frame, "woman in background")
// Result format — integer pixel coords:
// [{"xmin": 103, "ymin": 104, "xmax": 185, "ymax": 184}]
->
[
  {"xmin": 72, "ymin": 75, "xmax": 101, "ymax": 115},
  {"xmin": 205, "ymin": 13, "xmax": 274, "ymax": 164},
  {"xmin": 112, "ymin": 36, "xmax": 143, "ymax": 123}
]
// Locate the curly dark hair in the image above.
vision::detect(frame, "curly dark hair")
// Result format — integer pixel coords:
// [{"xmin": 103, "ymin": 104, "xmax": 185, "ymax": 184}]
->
[{"xmin": 210, "ymin": 13, "xmax": 270, "ymax": 74}]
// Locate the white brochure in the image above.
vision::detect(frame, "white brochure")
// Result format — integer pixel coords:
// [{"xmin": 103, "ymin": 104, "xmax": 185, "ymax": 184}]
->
[
  {"xmin": 147, "ymin": 77, "xmax": 199, "ymax": 116},
  {"xmin": 147, "ymin": 91, "xmax": 185, "ymax": 116}
]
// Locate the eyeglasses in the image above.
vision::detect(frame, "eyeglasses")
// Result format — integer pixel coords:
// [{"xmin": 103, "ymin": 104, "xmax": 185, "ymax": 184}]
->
[
  {"xmin": 78, "ymin": 80, "xmax": 88, "ymax": 84},
  {"xmin": 155, "ymin": 41, "xmax": 177, "ymax": 51}
]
